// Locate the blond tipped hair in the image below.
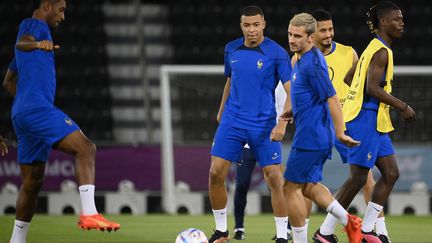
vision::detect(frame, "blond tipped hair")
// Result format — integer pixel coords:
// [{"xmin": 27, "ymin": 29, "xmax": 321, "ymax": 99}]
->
[{"xmin": 289, "ymin": 13, "xmax": 317, "ymax": 36}]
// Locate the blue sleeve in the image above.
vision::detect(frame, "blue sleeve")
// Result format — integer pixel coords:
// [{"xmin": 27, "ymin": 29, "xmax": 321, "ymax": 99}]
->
[
  {"xmin": 17, "ymin": 20, "xmax": 40, "ymax": 42},
  {"xmin": 276, "ymin": 48, "xmax": 292, "ymax": 84},
  {"xmin": 9, "ymin": 57, "xmax": 18, "ymax": 73},
  {"xmin": 224, "ymin": 46, "xmax": 231, "ymax": 77},
  {"xmin": 309, "ymin": 60, "xmax": 336, "ymax": 101}
]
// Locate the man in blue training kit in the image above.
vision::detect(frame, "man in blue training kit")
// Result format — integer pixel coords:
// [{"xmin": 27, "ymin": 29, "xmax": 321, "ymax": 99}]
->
[
  {"xmin": 232, "ymin": 82, "xmax": 292, "ymax": 241},
  {"xmin": 282, "ymin": 13, "xmax": 362, "ymax": 243},
  {"xmin": 210, "ymin": 5, "xmax": 292, "ymax": 243},
  {"xmin": 4, "ymin": 1, "xmax": 119, "ymax": 242}
]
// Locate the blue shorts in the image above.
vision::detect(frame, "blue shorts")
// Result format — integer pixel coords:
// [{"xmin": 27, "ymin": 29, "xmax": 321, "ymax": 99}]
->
[
  {"xmin": 345, "ymin": 109, "xmax": 395, "ymax": 168},
  {"xmin": 12, "ymin": 107, "xmax": 80, "ymax": 164},
  {"xmin": 211, "ymin": 124, "xmax": 282, "ymax": 167},
  {"xmin": 335, "ymin": 139, "xmax": 349, "ymax": 163},
  {"xmin": 284, "ymin": 148, "xmax": 331, "ymax": 183}
]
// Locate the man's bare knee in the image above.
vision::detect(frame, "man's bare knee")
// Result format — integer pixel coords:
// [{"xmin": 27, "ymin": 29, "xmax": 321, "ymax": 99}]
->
[
  {"xmin": 22, "ymin": 176, "xmax": 44, "ymax": 193},
  {"xmin": 77, "ymin": 139, "xmax": 96, "ymax": 158}
]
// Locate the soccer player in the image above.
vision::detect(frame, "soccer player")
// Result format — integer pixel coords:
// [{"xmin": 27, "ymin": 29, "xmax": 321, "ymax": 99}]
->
[
  {"xmin": 0, "ymin": 135, "xmax": 7, "ymax": 156},
  {"xmin": 232, "ymin": 83, "xmax": 292, "ymax": 241},
  {"xmin": 282, "ymin": 13, "xmax": 362, "ymax": 243},
  {"xmin": 317, "ymin": 2, "xmax": 416, "ymax": 242},
  {"xmin": 209, "ymin": 5, "xmax": 291, "ymax": 243},
  {"xmin": 310, "ymin": 9, "xmax": 389, "ymax": 242},
  {"xmin": 5, "ymin": 1, "xmax": 120, "ymax": 242}
]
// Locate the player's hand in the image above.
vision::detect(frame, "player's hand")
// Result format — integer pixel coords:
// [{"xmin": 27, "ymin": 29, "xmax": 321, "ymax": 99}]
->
[
  {"xmin": 270, "ymin": 122, "xmax": 286, "ymax": 141},
  {"xmin": 0, "ymin": 136, "xmax": 8, "ymax": 156},
  {"xmin": 337, "ymin": 134, "xmax": 360, "ymax": 147},
  {"xmin": 279, "ymin": 110, "xmax": 294, "ymax": 124},
  {"xmin": 37, "ymin": 40, "xmax": 60, "ymax": 51},
  {"xmin": 400, "ymin": 104, "xmax": 416, "ymax": 123}
]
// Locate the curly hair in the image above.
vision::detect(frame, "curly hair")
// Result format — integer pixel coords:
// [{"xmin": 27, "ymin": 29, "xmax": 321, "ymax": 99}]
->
[{"xmin": 366, "ymin": 1, "xmax": 400, "ymax": 34}]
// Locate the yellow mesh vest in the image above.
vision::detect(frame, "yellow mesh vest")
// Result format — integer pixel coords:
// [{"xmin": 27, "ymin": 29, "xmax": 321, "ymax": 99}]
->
[
  {"xmin": 343, "ymin": 38, "xmax": 394, "ymax": 133},
  {"xmin": 324, "ymin": 42, "xmax": 354, "ymax": 105}
]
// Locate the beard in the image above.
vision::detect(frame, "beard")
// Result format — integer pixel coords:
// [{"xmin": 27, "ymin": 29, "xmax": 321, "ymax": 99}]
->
[{"xmin": 321, "ymin": 42, "xmax": 332, "ymax": 49}]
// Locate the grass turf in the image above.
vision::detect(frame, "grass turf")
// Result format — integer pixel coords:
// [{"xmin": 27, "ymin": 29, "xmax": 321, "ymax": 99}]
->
[{"xmin": 1, "ymin": 214, "xmax": 431, "ymax": 242}]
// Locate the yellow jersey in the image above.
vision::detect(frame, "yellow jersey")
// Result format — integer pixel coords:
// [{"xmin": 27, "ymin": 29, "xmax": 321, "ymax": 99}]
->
[
  {"xmin": 343, "ymin": 38, "xmax": 394, "ymax": 133},
  {"xmin": 294, "ymin": 42, "xmax": 354, "ymax": 105},
  {"xmin": 324, "ymin": 42, "xmax": 355, "ymax": 105}
]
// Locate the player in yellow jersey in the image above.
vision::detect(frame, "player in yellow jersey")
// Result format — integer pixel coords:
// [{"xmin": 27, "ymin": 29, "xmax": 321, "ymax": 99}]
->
[
  {"xmin": 310, "ymin": 9, "xmax": 390, "ymax": 243},
  {"xmin": 317, "ymin": 2, "xmax": 416, "ymax": 243}
]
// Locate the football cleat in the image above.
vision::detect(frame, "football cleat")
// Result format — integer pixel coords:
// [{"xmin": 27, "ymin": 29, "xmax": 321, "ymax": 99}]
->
[
  {"xmin": 312, "ymin": 229, "xmax": 339, "ymax": 243},
  {"xmin": 208, "ymin": 229, "xmax": 229, "ymax": 243},
  {"xmin": 361, "ymin": 230, "xmax": 381, "ymax": 243},
  {"xmin": 378, "ymin": 234, "xmax": 391, "ymax": 243},
  {"xmin": 78, "ymin": 214, "xmax": 120, "ymax": 232},
  {"xmin": 344, "ymin": 214, "xmax": 362, "ymax": 243},
  {"xmin": 233, "ymin": 229, "xmax": 244, "ymax": 240},
  {"xmin": 275, "ymin": 238, "xmax": 288, "ymax": 243}
]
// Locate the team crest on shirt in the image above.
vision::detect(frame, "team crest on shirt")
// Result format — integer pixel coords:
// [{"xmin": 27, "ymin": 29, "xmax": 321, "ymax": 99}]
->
[
  {"xmin": 257, "ymin": 59, "xmax": 263, "ymax": 69},
  {"xmin": 292, "ymin": 73, "xmax": 297, "ymax": 82},
  {"xmin": 65, "ymin": 118, "xmax": 73, "ymax": 126},
  {"xmin": 367, "ymin": 152, "xmax": 372, "ymax": 161}
]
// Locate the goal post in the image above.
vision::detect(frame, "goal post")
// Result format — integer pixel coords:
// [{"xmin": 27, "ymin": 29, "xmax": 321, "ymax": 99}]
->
[
  {"xmin": 160, "ymin": 65, "xmax": 224, "ymax": 214},
  {"xmin": 159, "ymin": 64, "xmax": 432, "ymax": 214}
]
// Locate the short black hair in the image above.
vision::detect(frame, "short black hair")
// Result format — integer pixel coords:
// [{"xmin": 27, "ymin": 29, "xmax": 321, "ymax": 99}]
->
[
  {"xmin": 311, "ymin": 9, "xmax": 332, "ymax": 22},
  {"xmin": 35, "ymin": 0, "xmax": 63, "ymax": 8},
  {"xmin": 366, "ymin": 1, "xmax": 401, "ymax": 33},
  {"xmin": 240, "ymin": 5, "xmax": 264, "ymax": 19}
]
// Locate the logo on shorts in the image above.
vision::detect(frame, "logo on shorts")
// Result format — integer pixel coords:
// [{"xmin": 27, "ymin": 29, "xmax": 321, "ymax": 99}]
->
[
  {"xmin": 257, "ymin": 59, "xmax": 263, "ymax": 69},
  {"xmin": 367, "ymin": 152, "xmax": 372, "ymax": 161},
  {"xmin": 272, "ymin": 152, "xmax": 280, "ymax": 160},
  {"xmin": 65, "ymin": 118, "xmax": 73, "ymax": 126}
]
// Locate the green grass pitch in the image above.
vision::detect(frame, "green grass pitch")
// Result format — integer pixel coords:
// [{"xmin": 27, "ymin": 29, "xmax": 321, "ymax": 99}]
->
[{"xmin": 1, "ymin": 214, "xmax": 432, "ymax": 242}]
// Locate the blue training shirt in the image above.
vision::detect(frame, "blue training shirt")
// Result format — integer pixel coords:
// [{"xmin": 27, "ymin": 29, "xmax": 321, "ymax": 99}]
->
[
  {"xmin": 290, "ymin": 47, "xmax": 336, "ymax": 150},
  {"xmin": 12, "ymin": 18, "xmax": 56, "ymax": 117},
  {"xmin": 9, "ymin": 57, "xmax": 18, "ymax": 72},
  {"xmin": 221, "ymin": 37, "xmax": 292, "ymax": 130}
]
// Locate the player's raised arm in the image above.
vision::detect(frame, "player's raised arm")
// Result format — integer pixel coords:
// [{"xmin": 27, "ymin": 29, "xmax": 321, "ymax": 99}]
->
[
  {"xmin": 16, "ymin": 35, "xmax": 59, "ymax": 52},
  {"xmin": 366, "ymin": 48, "xmax": 416, "ymax": 122}
]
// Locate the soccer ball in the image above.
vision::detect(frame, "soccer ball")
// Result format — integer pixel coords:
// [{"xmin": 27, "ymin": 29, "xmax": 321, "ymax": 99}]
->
[{"xmin": 175, "ymin": 228, "xmax": 208, "ymax": 243}]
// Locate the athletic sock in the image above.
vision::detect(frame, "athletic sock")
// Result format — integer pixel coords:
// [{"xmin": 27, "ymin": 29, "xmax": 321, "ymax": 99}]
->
[
  {"xmin": 10, "ymin": 220, "xmax": 30, "ymax": 243},
  {"xmin": 292, "ymin": 225, "xmax": 308, "ymax": 243},
  {"xmin": 375, "ymin": 217, "xmax": 389, "ymax": 236},
  {"xmin": 79, "ymin": 184, "xmax": 98, "ymax": 215},
  {"xmin": 362, "ymin": 202, "xmax": 383, "ymax": 232},
  {"xmin": 212, "ymin": 207, "xmax": 227, "ymax": 232},
  {"xmin": 274, "ymin": 216, "xmax": 288, "ymax": 239},
  {"xmin": 327, "ymin": 200, "xmax": 349, "ymax": 225}
]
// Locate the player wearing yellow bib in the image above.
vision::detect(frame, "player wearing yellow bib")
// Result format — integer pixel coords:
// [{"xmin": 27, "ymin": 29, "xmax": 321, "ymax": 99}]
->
[
  {"xmin": 317, "ymin": 2, "xmax": 416, "ymax": 243},
  {"xmin": 311, "ymin": 9, "xmax": 388, "ymax": 243}
]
